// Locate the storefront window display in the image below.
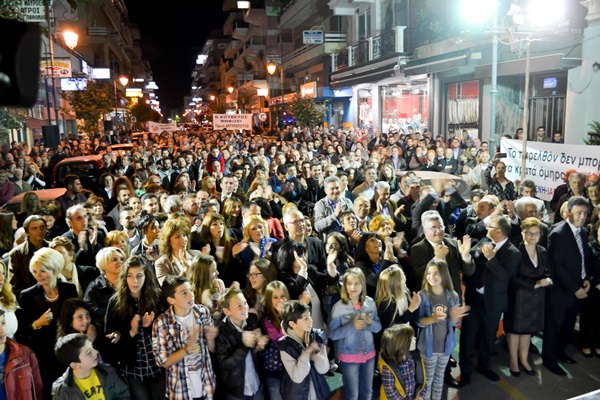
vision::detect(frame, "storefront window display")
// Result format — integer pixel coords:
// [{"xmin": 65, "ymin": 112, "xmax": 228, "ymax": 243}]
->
[
  {"xmin": 446, "ymin": 80, "xmax": 480, "ymax": 139},
  {"xmin": 380, "ymin": 85, "xmax": 429, "ymax": 135},
  {"xmin": 358, "ymin": 90, "xmax": 373, "ymax": 129}
]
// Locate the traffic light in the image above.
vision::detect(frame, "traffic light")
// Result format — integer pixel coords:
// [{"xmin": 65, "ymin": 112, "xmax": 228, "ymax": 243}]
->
[{"xmin": 0, "ymin": 17, "xmax": 41, "ymax": 107}]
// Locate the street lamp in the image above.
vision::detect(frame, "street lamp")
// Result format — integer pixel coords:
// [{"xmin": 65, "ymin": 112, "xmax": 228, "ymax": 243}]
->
[
  {"xmin": 228, "ymin": 86, "xmax": 234, "ymax": 94},
  {"xmin": 114, "ymin": 75, "xmax": 129, "ymax": 133},
  {"xmin": 266, "ymin": 62, "xmax": 277, "ymax": 76},
  {"xmin": 62, "ymin": 31, "xmax": 78, "ymax": 49},
  {"xmin": 210, "ymin": 95, "xmax": 216, "ymax": 101}
]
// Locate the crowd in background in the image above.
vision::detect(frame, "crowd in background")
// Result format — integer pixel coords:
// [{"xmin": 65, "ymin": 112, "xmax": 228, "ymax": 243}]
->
[{"xmin": 0, "ymin": 123, "xmax": 598, "ymax": 400}]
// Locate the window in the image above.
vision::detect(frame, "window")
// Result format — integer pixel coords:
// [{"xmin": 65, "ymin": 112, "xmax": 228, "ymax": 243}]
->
[{"xmin": 358, "ymin": 10, "xmax": 370, "ymax": 41}]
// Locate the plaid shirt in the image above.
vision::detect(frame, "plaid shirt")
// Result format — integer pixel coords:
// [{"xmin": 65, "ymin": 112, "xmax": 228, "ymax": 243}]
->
[
  {"xmin": 152, "ymin": 305, "xmax": 216, "ymax": 400},
  {"xmin": 381, "ymin": 355, "xmax": 424, "ymax": 400}
]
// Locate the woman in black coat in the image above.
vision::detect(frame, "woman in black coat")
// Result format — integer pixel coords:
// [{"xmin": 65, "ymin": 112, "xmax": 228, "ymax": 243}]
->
[
  {"xmin": 354, "ymin": 232, "xmax": 395, "ymax": 298},
  {"xmin": 505, "ymin": 217, "xmax": 552, "ymax": 376},
  {"xmin": 276, "ymin": 241, "xmax": 338, "ymax": 331},
  {"xmin": 16, "ymin": 248, "xmax": 78, "ymax": 399}
]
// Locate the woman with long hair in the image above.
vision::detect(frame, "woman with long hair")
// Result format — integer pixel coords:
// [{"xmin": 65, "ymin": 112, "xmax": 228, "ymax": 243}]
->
[
  {"xmin": 242, "ymin": 258, "xmax": 277, "ymax": 319},
  {"xmin": 196, "ymin": 213, "xmax": 236, "ymax": 278},
  {"xmin": 131, "ymin": 174, "xmax": 146, "ymax": 197},
  {"xmin": 0, "ymin": 260, "xmax": 18, "ymax": 338},
  {"xmin": 323, "ymin": 231, "xmax": 355, "ymax": 317},
  {"xmin": 0, "ymin": 211, "xmax": 16, "ymax": 255},
  {"xmin": 16, "ymin": 191, "xmax": 42, "ymax": 227},
  {"xmin": 379, "ymin": 164, "xmax": 402, "ymax": 194},
  {"xmin": 277, "ymin": 241, "xmax": 338, "ymax": 331},
  {"xmin": 201, "ymin": 175, "xmax": 219, "ymax": 196},
  {"xmin": 105, "ymin": 256, "xmax": 165, "ymax": 400},
  {"xmin": 24, "ymin": 161, "xmax": 46, "ymax": 190},
  {"xmin": 187, "ymin": 254, "xmax": 225, "ymax": 317},
  {"xmin": 155, "ymin": 216, "xmax": 200, "ymax": 285},
  {"xmin": 354, "ymin": 232, "xmax": 395, "ymax": 298},
  {"xmin": 222, "ymin": 196, "xmax": 243, "ymax": 229}
]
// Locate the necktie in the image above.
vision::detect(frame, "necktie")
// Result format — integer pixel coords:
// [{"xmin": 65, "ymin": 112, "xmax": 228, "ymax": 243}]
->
[{"xmin": 574, "ymin": 229, "xmax": 586, "ymax": 279}]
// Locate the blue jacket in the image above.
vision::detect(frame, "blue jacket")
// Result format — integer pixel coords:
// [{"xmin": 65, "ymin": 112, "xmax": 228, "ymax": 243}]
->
[
  {"xmin": 328, "ymin": 297, "xmax": 382, "ymax": 356},
  {"xmin": 416, "ymin": 289, "xmax": 460, "ymax": 358}
]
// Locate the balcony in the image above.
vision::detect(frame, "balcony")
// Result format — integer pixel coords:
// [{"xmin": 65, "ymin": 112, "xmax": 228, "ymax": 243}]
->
[
  {"xmin": 232, "ymin": 21, "xmax": 250, "ymax": 41},
  {"xmin": 283, "ymin": 32, "xmax": 347, "ymax": 70},
  {"xmin": 232, "ymin": 36, "xmax": 267, "ymax": 69},
  {"xmin": 279, "ymin": 0, "xmax": 319, "ymax": 30},
  {"xmin": 224, "ymin": 40, "xmax": 244, "ymax": 59},
  {"xmin": 244, "ymin": 6, "xmax": 266, "ymax": 27},
  {"xmin": 332, "ymin": 27, "xmax": 408, "ymax": 71},
  {"xmin": 223, "ymin": 11, "xmax": 244, "ymax": 35}
]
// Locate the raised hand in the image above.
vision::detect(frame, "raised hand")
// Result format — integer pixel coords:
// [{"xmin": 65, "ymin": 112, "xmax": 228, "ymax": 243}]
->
[
  {"xmin": 457, "ymin": 235, "xmax": 472, "ymax": 257},
  {"xmin": 408, "ymin": 291, "xmax": 421, "ymax": 312},
  {"xmin": 130, "ymin": 314, "xmax": 141, "ymax": 336},
  {"xmin": 434, "ymin": 243, "xmax": 449, "ymax": 259},
  {"xmin": 141, "ymin": 311, "xmax": 155, "ymax": 328},
  {"xmin": 449, "ymin": 304, "xmax": 470, "ymax": 321},
  {"xmin": 205, "ymin": 325, "xmax": 219, "ymax": 341},
  {"xmin": 232, "ymin": 242, "xmax": 248, "ymax": 257},
  {"xmin": 481, "ymin": 242, "xmax": 496, "ymax": 260},
  {"xmin": 242, "ymin": 331, "xmax": 258, "ymax": 348}
]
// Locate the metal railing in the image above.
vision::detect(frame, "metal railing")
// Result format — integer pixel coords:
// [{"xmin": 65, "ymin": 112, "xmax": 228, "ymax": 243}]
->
[{"xmin": 283, "ymin": 32, "xmax": 347, "ymax": 63}]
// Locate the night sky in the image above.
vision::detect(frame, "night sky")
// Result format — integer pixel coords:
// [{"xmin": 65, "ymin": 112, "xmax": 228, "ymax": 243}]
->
[{"xmin": 123, "ymin": 0, "xmax": 226, "ymax": 116}]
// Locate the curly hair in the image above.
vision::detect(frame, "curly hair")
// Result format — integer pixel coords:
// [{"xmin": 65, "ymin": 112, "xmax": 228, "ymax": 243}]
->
[
  {"xmin": 112, "ymin": 255, "xmax": 163, "ymax": 319},
  {"xmin": 158, "ymin": 216, "xmax": 191, "ymax": 258},
  {"xmin": 57, "ymin": 298, "xmax": 93, "ymax": 338},
  {"xmin": 0, "ymin": 261, "xmax": 17, "ymax": 311},
  {"xmin": 104, "ymin": 230, "xmax": 130, "ymax": 257}
]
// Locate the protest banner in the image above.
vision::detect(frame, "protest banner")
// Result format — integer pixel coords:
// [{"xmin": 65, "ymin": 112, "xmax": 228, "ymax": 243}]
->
[
  {"xmin": 213, "ymin": 114, "xmax": 252, "ymax": 130},
  {"xmin": 500, "ymin": 139, "xmax": 600, "ymax": 201},
  {"xmin": 148, "ymin": 121, "xmax": 178, "ymax": 133}
]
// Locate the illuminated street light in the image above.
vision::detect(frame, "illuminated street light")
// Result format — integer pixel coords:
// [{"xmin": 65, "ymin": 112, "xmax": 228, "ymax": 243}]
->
[
  {"xmin": 228, "ymin": 86, "xmax": 234, "ymax": 94},
  {"xmin": 237, "ymin": 1, "xmax": 250, "ymax": 9},
  {"xmin": 210, "ymin": 95, "xmax": 215, "ymax": 101},
  {"xmin": 266, "ymin": 62, "xmax": 277, "ymax": 76},
  {"xmin": 62, "ymin": 30, "xmax": 78, "ymax": 49},
  {"xmin": 119, "ymin": 76, "xmax": 129, "ymax": 86}
]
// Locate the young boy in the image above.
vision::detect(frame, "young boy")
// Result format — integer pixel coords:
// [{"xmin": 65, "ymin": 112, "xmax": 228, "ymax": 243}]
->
[
  {"xmin": 52, "ymin": 333, "xmax": 129, "ymax": 399},
  {"xmin": 278, "ymin": 301, "xmax": 330, "ymax": 400},
  {"xmin": 216, "ymin": 287, "xmax": 268, "ymax": 400},
  {"xmin": 152, "ymin": 275, "xmax": 218, "ymax": 400},
  {"xmin": 0, "ymin": 309, "xmax": 43, "ymax": 399}
]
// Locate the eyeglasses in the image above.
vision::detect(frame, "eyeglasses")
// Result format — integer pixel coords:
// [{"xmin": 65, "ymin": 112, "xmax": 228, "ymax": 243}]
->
[
  {"xmin": 488, "ymin": 225, "xmax": 501, "ymax": 230},
  {"xmin": 525, "ymin": 231, "xmax": 541, "ymax": 237},
  {"xmin": 287, "ymin": 219, "xmax": 305, "ymax": 226},
  {"xmin": 248, "ymin": 272, "xmax": 263, "ymax": 279},
  {"xmin": 426, "ymin": 226, "xmax": 445, "ymax": 233}
]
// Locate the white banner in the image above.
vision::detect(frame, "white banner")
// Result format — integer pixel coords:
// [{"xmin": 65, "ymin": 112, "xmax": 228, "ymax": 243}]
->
[
  {"xmin": 213, "ymin": 114, "xmax": 252, "ymax": 130},
  {"xmin": 500, "ymin": 139, "xmax": 600, "ymax": 201},
  {"xmin": 148, "ymin": 121, "xmax": 178, "ymax": 133}
]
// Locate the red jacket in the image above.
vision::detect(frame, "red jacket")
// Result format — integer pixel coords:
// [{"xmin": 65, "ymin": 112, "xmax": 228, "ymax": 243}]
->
[{"xmin": 4, "ymin": 338, "xmax": 43, "ymax": 400}]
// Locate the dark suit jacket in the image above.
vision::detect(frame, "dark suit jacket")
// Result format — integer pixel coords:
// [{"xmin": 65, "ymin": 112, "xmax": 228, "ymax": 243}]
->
[
  {"xmin": 439, "ymin": 158, "xmax": 458, "ymax": 175},
  {"xmin": 546, "ymin": 221, "xmax": 591, "ymax": 306},
  {"xmin": 410, "ymin": 237, "xmax": 475, "ymax": 296},
  {"xmin": 272, "ymin": 236, "xmax": 327, "ymax": 272},
  {"xmin": 464, "ymin": 238, "xmax": 521, "ymax": 313}
]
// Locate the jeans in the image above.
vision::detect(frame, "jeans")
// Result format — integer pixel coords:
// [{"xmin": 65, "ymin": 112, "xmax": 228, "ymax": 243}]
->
[
  {"xmin": 265, "ymin": 376, "xmax": 284, "ymax": 400},
  {"xmin": 124, "ymin": 375, "xmax": 166, "ymax": 400},
  {"xmin": 340, "ymin": 357, "xmax": 375, "ymax": 400}
]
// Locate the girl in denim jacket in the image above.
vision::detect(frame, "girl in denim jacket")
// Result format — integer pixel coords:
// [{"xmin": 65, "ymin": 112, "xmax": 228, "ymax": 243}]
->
[
  {"xmin": 329, "ymin": 268, "xmax": 382, "ymax": 400},
  {"xmin": 416, "ymin": 259, "xmax": 470, "ymax": 400}
]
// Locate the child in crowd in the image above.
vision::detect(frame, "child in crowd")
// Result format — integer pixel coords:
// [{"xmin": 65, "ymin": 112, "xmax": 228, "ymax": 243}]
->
[
  {"xmin": 152, "ymin": 275, "xmax": 218, "ymax": 400},
  {"xmin": 417, "ymin": 259, "xmax": 469, "ymax": 400},
  {"xmin": 379, "ymin": 324, "xmax": 427, "ymax": 400},
  {"xmin": 216, "ymin": 287, "xmax": 269, "ymax": 400},
  {"xmin": 0, "ymin": 309, "xmax": 43, "ymax": 399},
  {"xmin": 375, "ymin": 265, "xmax": 421, "ymax": 331},
  {"xmin": 329, "ymin": 268, "xmax": 382, "ymax": 400},
  {"xmin": 261, "ymin": 281, "xmax": 290, "ymax": 400},
  {"xmin": 187, "ymin": 254, "xmax": 225, "ymax": 318},
  {"xmin": 278, "ymin": 300, "xmax": 330, "ymax": 400},
  {"xmin": 52, "ymin": 333, "xmax": 129, "ymax": 399}
]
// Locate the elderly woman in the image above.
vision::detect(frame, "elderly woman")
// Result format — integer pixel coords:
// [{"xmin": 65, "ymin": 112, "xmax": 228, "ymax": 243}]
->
[
  {"xmin": 105, "ymin": 230, "xmax": 131, "ymax": 257},
  {"xmin": 505, "ymin": 217, "xmax": 551, "ymax": 376},
  {"xmin": 50, "ymin": 236, "xmax": 100, "ymax": 297},
  {"xmin": 86, "ymin": 194, "xmax": 116, "ymax": 236},
  {"xmin": 16, "ymin": 247, "xmax": 78, "ymax": 398},
  {"xmin": 154, "ymin": 216, "xmax": 200, "ymax": 285},
  {"xmin": 83, "ymin": 247, "xmax": 125, "ymax": 327}
]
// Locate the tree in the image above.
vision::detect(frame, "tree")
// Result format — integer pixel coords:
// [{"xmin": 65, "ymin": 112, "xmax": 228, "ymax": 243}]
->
[
  {"xmin": 60, "ymin": 80, "xmax": 113, "ymax": 134},
  {"xmin": 289, "ymin": 96, "xmax": 326, "ymax": 127},
  {"xmin": 129, "ymin": 101, "xmax": 161, "ymax": 129},
  {"xmin": 584, "ymin": 121, "xmax": 600, "ymax": 146},
  {"xmin": 0, "ymin": 107, "xmax": 27, "ymax": 144}
]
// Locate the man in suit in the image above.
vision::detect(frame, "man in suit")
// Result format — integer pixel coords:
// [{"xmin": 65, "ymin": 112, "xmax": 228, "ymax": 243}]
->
[
  {"xmin": 352, "ymin": 165, "xmax": 377, "ymax": 200},
  {"xmin": 542, "ymin": 196, "xmax": 592, "ymax": 376},
  {"xmin": 440, "ymin": 148, "xmax": 459, "ymax": 175},
  {"xmin": 313, "ymin": 176, "xmax": 354, "ymax": 241},
  {"xmin": 459, "ymin": 215, "xmax": 520, "ymax": 385}
]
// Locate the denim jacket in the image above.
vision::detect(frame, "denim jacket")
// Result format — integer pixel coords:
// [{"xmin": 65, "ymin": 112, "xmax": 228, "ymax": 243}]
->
[
  {"xmin": 328, "ymin": 296, "xmax": 382, "ymax": 356},
  {"xmin": 416, "ymin": 289, "xmax": 460, "ymax": 358}
]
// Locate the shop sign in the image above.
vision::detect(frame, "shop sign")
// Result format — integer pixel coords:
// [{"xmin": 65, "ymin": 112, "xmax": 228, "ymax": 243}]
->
[
  {"xmin": 300, "ymin": 82, "xmax": 317, "ymax": 98},
  {"xmin": 269, "ymin": 93, "xmax": 297, "ymax": 106},
  {"xmin": 258, "ymin": 113, "xmax": 267, "ymax": 122},
  {"xmin": 148, "ymin": 121, "xmax": 178, "ymax": 133},
  {"xmin": 303, "ymin": 30, "xmax": 324, "ymax": 44},
  {"xmin": 40, "ymin": 58, "xmax": 72, "ymax": 78},
  {"xmin": 20, "ymin": 0, "xmax": 45, "ymax": 22}
]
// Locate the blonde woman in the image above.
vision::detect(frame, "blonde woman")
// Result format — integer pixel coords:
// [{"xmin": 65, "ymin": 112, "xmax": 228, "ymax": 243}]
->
[
  {"xmin": 50, "ymin": 236, "xmax": 100, "ymax": 298},
  {"xmin": 105, "ymin": 230, "xmax": 130, "ymax": 257},
  {"xmin": 155, "ymin": 216, "xmax": 200, "ymax": 285}
]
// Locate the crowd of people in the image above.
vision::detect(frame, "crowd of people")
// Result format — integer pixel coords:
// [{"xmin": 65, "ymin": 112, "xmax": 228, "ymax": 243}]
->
[{"xmin": 0, "ymin": 124, "xmax": 598, "ymax": 400}]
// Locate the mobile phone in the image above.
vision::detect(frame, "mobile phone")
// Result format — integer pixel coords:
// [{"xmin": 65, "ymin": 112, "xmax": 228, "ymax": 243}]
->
[{"xmin": 496, "ymin": 152, "xmax": 507, "ymax": 158}]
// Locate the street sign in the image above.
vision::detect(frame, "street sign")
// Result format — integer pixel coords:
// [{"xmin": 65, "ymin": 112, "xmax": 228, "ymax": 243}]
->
[
  {"xmin": 303, "ymin": 30, "xmax": 324, "ymax": 44},
  {"xmin": 20, "ymin": 0, "xmax": 45, "ymax": 22},
  {"xmin": 258, "ymin": 113, "xmax": 267, "ymax": 122},
  {"xmin": 267, "ymin": 55, "xmax": 281, "ymax": 65}
]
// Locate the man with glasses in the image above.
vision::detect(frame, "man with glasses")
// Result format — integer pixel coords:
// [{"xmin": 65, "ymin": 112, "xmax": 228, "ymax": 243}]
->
[
  {"xmin": 459, "ymin": 215, "xmax": 520, "ymax": 386},
  {"xmin": 272, "ymin": 209, "xmax": 326, "ymax": 271}
]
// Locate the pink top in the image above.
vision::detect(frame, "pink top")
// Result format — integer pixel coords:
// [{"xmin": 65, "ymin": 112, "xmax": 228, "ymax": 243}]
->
[{"xmin": 338, "ymin": 302, "xmax": 376, "ymax": 363}]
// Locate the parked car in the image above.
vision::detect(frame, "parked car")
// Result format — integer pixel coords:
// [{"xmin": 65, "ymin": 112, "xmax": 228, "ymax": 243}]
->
[
  {"xmin": 52, "ymin": 154, "xmax": 103, "ymax": 188},
  {"xmin": 2, "ymin": 188, "xmax": 67, "ymax": 213},
  {"xmin": 410, "ymin": 171, "xmax": 472, "ymax": 201}
]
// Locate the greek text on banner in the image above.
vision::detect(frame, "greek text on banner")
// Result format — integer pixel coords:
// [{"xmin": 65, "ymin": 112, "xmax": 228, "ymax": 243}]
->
[
  {"xmin": 213, "ymin": 114, "xmax": 252, "ymax": 131},
  {"xmin": 500, "ymin": 139, "xmax": 600, "ymax": 201}
]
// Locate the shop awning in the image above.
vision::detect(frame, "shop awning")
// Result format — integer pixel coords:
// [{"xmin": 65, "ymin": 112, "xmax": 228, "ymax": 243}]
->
[
  {"xmin": 330, "ymin": 54, "xmax": 402, "ymax": 89},
  {"xmin": 402, "ymin": 50, "xmax": 470, "ymax": 76}
]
